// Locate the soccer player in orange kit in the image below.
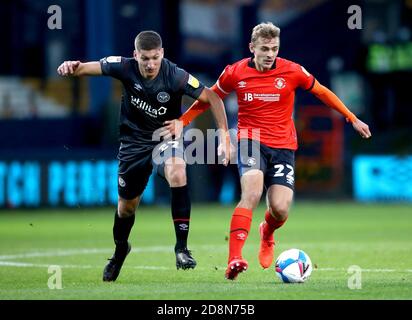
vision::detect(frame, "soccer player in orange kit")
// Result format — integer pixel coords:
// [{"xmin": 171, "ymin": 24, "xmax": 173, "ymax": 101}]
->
[{"xmin": 162, "ymin": 22, "xmax": 371, "ymax": 280}]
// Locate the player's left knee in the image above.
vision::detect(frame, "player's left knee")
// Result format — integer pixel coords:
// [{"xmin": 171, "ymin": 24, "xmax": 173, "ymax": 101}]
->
[
  {"xmin": 167, "ymin": 167, "xmax": 187, "ymax": 187},
  {"xmin": 269, "ymin": 201, "xmax": 291, "ymax": 220}
]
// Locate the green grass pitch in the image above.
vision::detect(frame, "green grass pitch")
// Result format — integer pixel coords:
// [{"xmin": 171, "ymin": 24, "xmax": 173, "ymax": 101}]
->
[{"xmin": 0, "ymin": 202, "xmax": 411, "ymax": 300}]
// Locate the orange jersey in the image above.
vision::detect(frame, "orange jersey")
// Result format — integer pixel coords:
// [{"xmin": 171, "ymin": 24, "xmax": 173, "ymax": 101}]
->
[{"xmin": 217, "ymin": 57, "xmax": 315, "ymax": 150}]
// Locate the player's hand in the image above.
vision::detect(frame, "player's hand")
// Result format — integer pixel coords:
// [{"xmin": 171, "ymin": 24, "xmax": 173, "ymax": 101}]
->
[
  {"xmin": 159, "ymin": 119, "xmax": 184, "ymax": 140},
  {"xmin": 217, "ymin": 132, "xmax": 235, "ymax": 166},
  {"xmin": 352, "ymin": 118, "xmax": 371, "ymax": 139},
  {"xmin": 57, "ymin": 61, "xmax": 81, "ymax": 76}
]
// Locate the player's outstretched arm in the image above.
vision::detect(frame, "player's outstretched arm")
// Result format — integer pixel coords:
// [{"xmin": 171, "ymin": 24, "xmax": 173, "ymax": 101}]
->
[
  {"xmin": 57, "ymin": 61, "xmax": 102, "ymax": 77},
  {"xmin": 197, "ymin": 86, "xmax": 233, "ymax": 165},
  {"xmin": 160, "ymin": 85, "xmax": 233, "ymax": 165},
  {"xmin": 179, "ymin": 84, "xmax": 227, "ymax": 126},
  {"xmin": 310, "ymin": 80, "xmax": 372, "ymax": 139},
  {"xmin": 160, "ymin": 84, "xmax": 228, "ymax": 137},
  {"xmin": 196, "ymin": 87, "xmax": 229, "ymax": 132}
]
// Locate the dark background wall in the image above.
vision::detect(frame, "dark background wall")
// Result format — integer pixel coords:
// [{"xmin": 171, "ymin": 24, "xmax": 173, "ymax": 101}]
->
[{"xmin": 1, "ymin": 0, "xmax": 411, "ymax": 207}]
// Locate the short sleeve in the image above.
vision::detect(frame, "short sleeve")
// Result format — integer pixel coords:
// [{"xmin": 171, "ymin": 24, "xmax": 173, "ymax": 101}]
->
[
  {"xmin": 216, "ymin": 65, "xmax": 235, "ymax": 95},
  {"xmin": 100, "ymin": 56, "xmax": 125, "ymax": 80},
  {"xmin": 296, "ymin": 65, "xmax": 315, "ymax": 91},
  {"xmin": 172, "ymin": 67, "xmax": 205, "ymax": 100}
]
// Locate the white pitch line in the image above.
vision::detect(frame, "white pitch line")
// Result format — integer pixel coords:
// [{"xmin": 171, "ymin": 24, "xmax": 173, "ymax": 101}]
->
[
  {"xmin": 0, "ymin": 246, "xmax": 174, "ymax": 260},
  {"xmin": 0, "ymin": 261, "xmax": 172, "ymax": 270},
  {"xmin": 0, "ymin": 245, "xmax": 225, "ymax": 261},
  {"xmin": 0, "ymin": 261, "xmax": 95, "ymax": 268},
  {"xmin": 1, "ymin": 247, "xmax": 411, "ymax": 273},
  {"xmin": 0, "ymin": 260, "xmax": 411, "ymax": 273},
  {"xmin": 315, "ymin": 267, "xmax": 412, "ymax": 273},
  {"xmin": 0, "ymin": 248, "xmax": 112, "ymax": 260}
]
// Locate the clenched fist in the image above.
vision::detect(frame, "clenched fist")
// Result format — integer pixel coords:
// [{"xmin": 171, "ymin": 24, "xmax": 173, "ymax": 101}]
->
[{"xmin": 57, "ymin": 61, "xmax": 81, "ymax": 76}]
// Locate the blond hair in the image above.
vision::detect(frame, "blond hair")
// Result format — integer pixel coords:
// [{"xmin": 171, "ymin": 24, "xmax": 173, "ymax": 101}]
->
[{"xmin": 251, "ymin": 22, "xmax": 280, "ymax": 44}]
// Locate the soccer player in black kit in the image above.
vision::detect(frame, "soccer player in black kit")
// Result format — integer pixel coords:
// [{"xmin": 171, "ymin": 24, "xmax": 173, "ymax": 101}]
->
[{"xmin": 57, "ymin": 31, "xmax": 230, "ymax": 281}]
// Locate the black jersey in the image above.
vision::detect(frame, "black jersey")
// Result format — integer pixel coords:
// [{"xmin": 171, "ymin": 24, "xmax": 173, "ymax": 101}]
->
[{"xmin": 100, "ymin": 56, "xmax": 204, "ymax": 158}]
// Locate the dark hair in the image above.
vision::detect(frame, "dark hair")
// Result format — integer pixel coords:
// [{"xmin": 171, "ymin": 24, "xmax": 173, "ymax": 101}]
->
[{"xmin": 134, "ymin": 31, "xmax": 162, "ymax": 50}]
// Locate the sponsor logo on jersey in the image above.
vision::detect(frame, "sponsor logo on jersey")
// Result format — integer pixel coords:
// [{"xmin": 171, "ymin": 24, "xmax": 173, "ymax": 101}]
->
[
  {"xmin": 274, "ymin": 78, "xmax": 286, "ymax": 89},
  {"xmin": 157, "ymin": 91, "xmax": 170, "ymax": 103},
  {"xmin": 134, "ymin": 83, "xmax": 142, "ymax": 91},
  {"xmin": 131, "ymin": 95, "xmax": 167, "ymax": 118},
  {"xmin": 188, "ymin": 74, "xmax": 200, "ymax": 89},
  {"xmin": 238, "ymin": 81, "xmax": 247, "ymax": 88},
  {"xmin": 254, "ymin": 93, "xmax": 281, "ymax": 102},
  {"xmin": 105, "ymin": 56, "xmax": 121, "ymax": 63}
]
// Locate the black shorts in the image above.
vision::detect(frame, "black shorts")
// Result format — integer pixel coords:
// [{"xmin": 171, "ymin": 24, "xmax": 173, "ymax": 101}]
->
[
  {"xmin": 237, "ymin": 139, "xmax": 295, "ymax": 190},
  {"xmin": 118, "ymin": 139, "xmax": 185, "ymax": 200}
]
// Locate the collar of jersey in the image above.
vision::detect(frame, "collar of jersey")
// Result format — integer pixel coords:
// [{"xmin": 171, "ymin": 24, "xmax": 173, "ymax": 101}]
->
[{"xmin": 248, "ymin": 57, "xmax": 277, "ymax": 70}]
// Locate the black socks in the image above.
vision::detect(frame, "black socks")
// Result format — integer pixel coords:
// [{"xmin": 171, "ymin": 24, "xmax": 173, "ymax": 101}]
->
[
  {"xmin": 112, "ymin": 186, "xmax": 191, "ymax": 252},
  {"xmin": 113, "ymin": 210, "xmax": 135, "ymax": 246},
  {"xmin": 171, "ymin": 185, "xmax": 191, "ymax": 251}
]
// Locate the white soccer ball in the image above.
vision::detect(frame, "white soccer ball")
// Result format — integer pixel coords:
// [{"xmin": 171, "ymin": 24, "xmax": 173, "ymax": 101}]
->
[{"xmin": 275, "ymin": 248, "xmax": 313, "ymax": 283}]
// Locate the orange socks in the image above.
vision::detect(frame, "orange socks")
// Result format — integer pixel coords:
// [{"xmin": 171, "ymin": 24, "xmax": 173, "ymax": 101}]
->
[
  {"xmin": 228, "ymin": 207, "xmax": 253, "ymax": 262},
  {"xmin": 228, "ymin": 209, "xmax": 287, "ymax": 262},
  {"xmin": 262, "ymin": 210, "xmax": 286, "ymax": 238}
]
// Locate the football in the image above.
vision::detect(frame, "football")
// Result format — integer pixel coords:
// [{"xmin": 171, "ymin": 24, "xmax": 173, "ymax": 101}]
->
[{"xmin": 275, "ymin": 248, "xmax": 313, "ymax": 283}]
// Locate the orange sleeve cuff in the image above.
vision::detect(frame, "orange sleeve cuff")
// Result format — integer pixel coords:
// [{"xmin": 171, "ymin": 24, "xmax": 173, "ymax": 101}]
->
[
  {"xmin": 179, "ymin": 101, "xmax": 209, "ymax": 126},
  {"xmin": 179, "ymin": 84, "xmax": 227, "ymax": 126},
  {"xmin": 311, "ymin": 80, "xmax": 357, "ymax": 123}
]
